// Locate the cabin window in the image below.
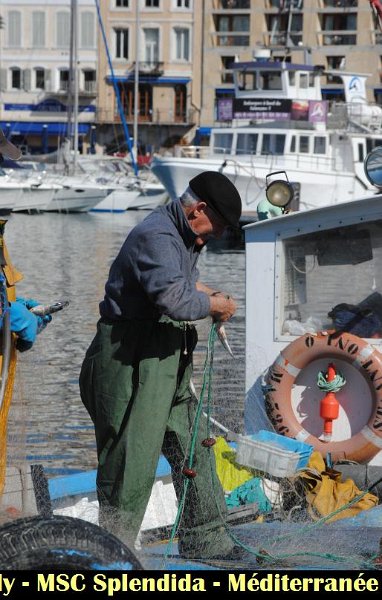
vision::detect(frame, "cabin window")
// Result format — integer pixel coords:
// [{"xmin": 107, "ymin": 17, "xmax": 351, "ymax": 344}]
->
[
  {"xmin": 259, "ymin": 70, "xmax": 282, "ymax": 91},
  {"xmin": 313, "ymin": 137, "xmax": 326, "ymax": 154},
  {"xmin": 299, "ymin": 136, "xmax": 310, "ymax": 153},
  {"xmin": 261, "ymin": 134, "xmax": 285, "ymax": 155},
  {"xmin": 212, "ymin": 133, "xmax": 233, "ymax": 154},
  {"xmin": 280, "ymin": 222, "xmax": 382, "ymax": 339},
  {"xmin": 236, "ymin": 133, "xmax": 258, "ymax": 155}
]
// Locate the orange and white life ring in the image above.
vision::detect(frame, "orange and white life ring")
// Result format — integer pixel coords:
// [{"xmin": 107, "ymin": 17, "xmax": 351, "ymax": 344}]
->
[{"xmin": 265, "ymin": 331, "xmax": 382, "ymax": 463}]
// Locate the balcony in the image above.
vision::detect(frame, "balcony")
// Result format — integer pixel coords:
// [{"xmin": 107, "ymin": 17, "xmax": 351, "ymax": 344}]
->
[
  {"xmin": 320, "ymin": 0, "xmax": 357, "ymax": 7},
  {"xmin": 321, "ymin": 31, "xmax": 357, "ymax": 45},
  {"xmin": 214, "ymin": 32, "xmax": 250, "ymax": 47},
  {"xmin": 80, "ymin": 81, "xmax": 97, "ymax": 95},
  {"xmin": 264, "ymin": 31, "xmax": 303, "ymax": 46},
  {"xmin": 133, "ymin": 61, "xmax": 164, "ymax": 75},
  {"xmin": 96, "ymin": 107, "xmax": 196, "ymax": 126}
]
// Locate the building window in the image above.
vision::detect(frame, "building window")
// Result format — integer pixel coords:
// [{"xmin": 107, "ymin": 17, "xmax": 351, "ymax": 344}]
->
[
  {"xmin": 81, "ymin": 12, "xmax": 95, "ymax": 49},
  {"xmin": 32, "ymin": 11, "xmax": 45, "ymax": 47},
  {"xmin": 221, "ymin": 56, "xmax": 235, "ymax": 83},
  {"xmin": 221, "ymin": 0, "xmax": 250, "ymax": 7},
  {"xmin": 174, "ymin": 0, "xmax": 191, "ymax": 8},
  {"xmin": 215, "ymin": 15, "xmax": 250, "ymax": 47},
  {"xmin": 174, "ymin": 28, "xmax": 190, "ymax": 61},
  {"xmin": 116, "ymin": 0, "xmax": 129, "ymax": 6},
  {"xmin": 57, "ymin": 11, "xmax": 70, "ymax": 48},
  {"xmin": 145, "ymin": 0, "xmax": 160, "ymax": 7},
  {"xmin": 10, "ymin": 67, "xmax": 21, "ymax": 89},
  {"xmin": 121, "ymin": 84, "xmax": 153, "ymax": 122},
  {"xmin": 143, "ymin": 28, "xmax": 159, "ymax": 64},
  {"xmin": 8, "ymin": 11, "xmax": 21, "ymax": 47},
  {"xmin": 35, "ymin": 67, "xmax": 45, "ymax": 89},
  {"xmin": 83, "ymin": 69, "xmax": 96, "ymax": 93},
  {"xmin": 175, "ymin": 85, "xmax": 187, "ymax": 121},
  {"xmin": 115, "ymin": 28, "xmax": 129, "ymax": 59},
  {"xmin": 59, "ymin": 69, "xmax": 69, "ymax": 91}
]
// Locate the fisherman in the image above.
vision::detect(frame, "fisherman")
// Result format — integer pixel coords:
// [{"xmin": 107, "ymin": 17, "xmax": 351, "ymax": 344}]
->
[{"xmin": 79, "ymin": 171, "xmax": 247, "ymax": 561}]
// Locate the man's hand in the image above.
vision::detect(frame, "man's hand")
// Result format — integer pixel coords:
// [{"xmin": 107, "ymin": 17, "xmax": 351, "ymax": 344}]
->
[{"xmin": 209, "ymin": 292, "xmax": 237, "ymax": 323}]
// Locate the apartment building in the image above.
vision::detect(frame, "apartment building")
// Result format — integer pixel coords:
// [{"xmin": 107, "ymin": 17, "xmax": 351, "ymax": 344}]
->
[
  {"xmin": 0, "ymin": 0, "xmax": 98, "ymax": 155},
  {"xmin": 0, "ymin": 0, "xmax": 380, "ymax": 156}
]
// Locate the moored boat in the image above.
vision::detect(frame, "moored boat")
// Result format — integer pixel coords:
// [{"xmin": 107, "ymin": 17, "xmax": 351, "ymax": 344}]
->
[{"xmin": 151, "ymin": 48, "xmax": 382, "ymax": 222}]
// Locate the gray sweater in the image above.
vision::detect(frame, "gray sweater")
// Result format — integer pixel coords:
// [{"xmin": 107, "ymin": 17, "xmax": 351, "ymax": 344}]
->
[{"xmin": 99, "ymin": 199, "xmax": 211, "ymax": 322}]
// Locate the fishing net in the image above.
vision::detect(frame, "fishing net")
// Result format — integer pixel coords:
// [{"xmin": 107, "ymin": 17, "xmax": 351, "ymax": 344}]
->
[{"xmin": 1, "ymin": 217, "xmax": 382, "ymax": 572}]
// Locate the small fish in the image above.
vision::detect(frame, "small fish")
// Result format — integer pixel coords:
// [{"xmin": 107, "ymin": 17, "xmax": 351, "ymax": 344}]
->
[{"xmin": 216, "ymin": 322, "xmax": 235, "ymax": 358}]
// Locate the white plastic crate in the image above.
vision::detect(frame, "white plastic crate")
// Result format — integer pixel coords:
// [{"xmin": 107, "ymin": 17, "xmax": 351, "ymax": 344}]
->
[{"xmin": 236, "ymin": 435, "xmax": 303, "ymax": 478}]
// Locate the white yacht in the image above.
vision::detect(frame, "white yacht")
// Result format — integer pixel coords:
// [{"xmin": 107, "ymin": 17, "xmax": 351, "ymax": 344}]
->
[{"xmin": 151, "ymin": 49, "xmax": 382, "ymax": 222}]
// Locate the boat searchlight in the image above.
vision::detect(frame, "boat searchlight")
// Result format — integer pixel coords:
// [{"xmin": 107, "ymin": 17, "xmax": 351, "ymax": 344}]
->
[{"xmin": 265, "ymin": 171, "xmax": 294, "ymax": 209}]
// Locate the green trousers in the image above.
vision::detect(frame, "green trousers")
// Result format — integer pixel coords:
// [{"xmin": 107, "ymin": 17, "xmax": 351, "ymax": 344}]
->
[{"xmin": 79, "ymin": 316, "xmax": 234, "ymax": 558}]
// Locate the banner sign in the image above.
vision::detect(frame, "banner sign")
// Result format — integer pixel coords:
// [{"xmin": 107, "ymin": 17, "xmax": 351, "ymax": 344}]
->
[{"xmin": 216, "ymin": 98, "xmax": 329, "ymax": 123}]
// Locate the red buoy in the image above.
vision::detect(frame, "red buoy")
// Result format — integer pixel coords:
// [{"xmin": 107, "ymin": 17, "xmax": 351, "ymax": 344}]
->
[{"xmin": 320, "ymin": 362, "xmax": 340, "ymax": 442}]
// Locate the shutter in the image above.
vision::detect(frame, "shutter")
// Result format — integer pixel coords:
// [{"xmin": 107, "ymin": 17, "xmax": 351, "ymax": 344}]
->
[
  {"xmin": 45, "ymin": 69, "xmax": 51, "ymax": 92},
  {"xmin": 23, "ymin": 68, "xmax": 31, "ymax": 91},
  {"xmin": 0, "ymin": 69, "xmax": 7, "ymax": 91}
]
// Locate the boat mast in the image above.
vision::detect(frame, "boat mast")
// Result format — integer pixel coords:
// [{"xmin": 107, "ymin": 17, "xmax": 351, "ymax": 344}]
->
[
  {"xmin": 133, "ymin": 3, "xmax": 139, "ymax": 165},
  {"xmin": 72, "ymin": 0, "xmax": 79, "ymax": 174},
  {"xmin": 95, "ymin": 0, "xmax": 138, "ymax": 175},
  {"xmin": 67, "ymin": 0, "xmax": 79, "ymax": 175}
]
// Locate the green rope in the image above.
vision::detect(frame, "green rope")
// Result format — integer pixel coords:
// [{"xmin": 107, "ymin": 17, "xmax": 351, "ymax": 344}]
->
[{"xmin": 317, "ymin": 370, "xmax": 346, "ymax": 393}]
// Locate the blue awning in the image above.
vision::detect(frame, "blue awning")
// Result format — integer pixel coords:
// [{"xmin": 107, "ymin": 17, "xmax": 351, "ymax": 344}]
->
[
  {"xmin": 0, "ymin": 121, "xmax": 91, "ymax": 135},
  {"xmin": 321, "ymin": 89, "xmax": 343, "ymax": 96},
  {"xmin": 216, "ymin": 88, "xmax": 235, "ymax": 95},
  {"xmin": 107, "ymin": 75, "xmax": 191, "ymax": 85},
  {"xmin": 197, "ymin": 127, "xmax": 211, "ymax": 136}
]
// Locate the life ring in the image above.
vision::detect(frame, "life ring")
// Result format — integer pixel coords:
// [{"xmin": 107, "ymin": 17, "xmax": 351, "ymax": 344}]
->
[{"xmin": 265, "ymin": 331, "xmax": 382, "ymax": 463}]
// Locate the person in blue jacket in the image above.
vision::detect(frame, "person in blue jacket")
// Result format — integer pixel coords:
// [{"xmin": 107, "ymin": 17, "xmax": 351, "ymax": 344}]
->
[
  {"xmin": 0, "ymin": 132, "xmax": 52, "ymax": 351},
  {"xmin": 80, "ymin": 171, "xmax": 246, "ymax": 561}
]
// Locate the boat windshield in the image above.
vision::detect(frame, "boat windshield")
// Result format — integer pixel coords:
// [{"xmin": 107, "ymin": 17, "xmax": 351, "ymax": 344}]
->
[{"xmin": 281, "ymin": 220, "xmax": 382, "ymax": 339}]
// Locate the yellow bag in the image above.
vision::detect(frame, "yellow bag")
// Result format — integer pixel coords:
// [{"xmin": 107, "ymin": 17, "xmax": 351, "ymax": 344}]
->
[
  {"xmin": 300, "ymin": 452, "xmax": 378, "ymax": 523},
  {"xmin": 213, "ymin": 436, "xmax": 256, "ymax": 492}
]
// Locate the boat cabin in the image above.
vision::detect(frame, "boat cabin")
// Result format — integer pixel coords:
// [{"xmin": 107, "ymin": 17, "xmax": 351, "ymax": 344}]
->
[
  {"xmin": 232, "ymin": 60, "xmax": 323, "ymax": 102},
  {"xmin": 244, "ymin": 188, "xmax": 382, "ymax": 464}
]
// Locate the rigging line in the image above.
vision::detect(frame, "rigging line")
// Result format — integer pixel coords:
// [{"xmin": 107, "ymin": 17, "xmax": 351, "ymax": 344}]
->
[{"xmin": 94, "ymin": 0, "xmax": 138, "ymax": 176}]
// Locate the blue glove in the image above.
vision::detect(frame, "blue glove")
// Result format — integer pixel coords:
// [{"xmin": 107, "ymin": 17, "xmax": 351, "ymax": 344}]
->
[
  {"xmin": 15, "ymin": 296, "xmax": 52, "ymax": 333},
  {"xmin": 9, "ymin": 301, "xmax": 38, "ymax": 352}
]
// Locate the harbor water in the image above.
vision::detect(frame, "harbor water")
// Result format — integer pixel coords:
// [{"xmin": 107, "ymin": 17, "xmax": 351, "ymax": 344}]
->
[{"xmin": 5, "ymin": 211, "xmax": 245, "ymax": 477}]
